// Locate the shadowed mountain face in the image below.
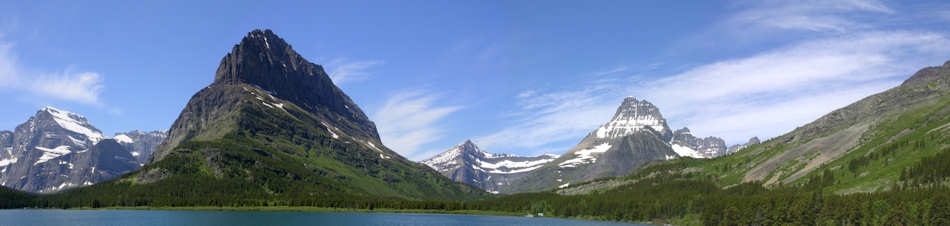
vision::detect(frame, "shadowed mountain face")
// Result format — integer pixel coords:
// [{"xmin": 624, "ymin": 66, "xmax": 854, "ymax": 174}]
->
[
  {"xmin": 58, "ymin": 29, "xmax": 483, "ymax": 203},
  {"xmin": 0, "ymin": 107, "xmax": 139, "ymax": 193},
  {"xmin": 114, "ymin": 130, "xmax": 166, "ymax": 164},
  {"xmin": 152, "ymin": 30, "xmax": 377, "ymax": 163}
]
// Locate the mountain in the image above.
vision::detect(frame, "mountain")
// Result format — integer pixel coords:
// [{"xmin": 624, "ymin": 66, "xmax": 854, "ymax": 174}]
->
[
  {"xmin": 725, "ymin": 136, "xmax": 760, "ymax": 155},
  {"xmin": 566, "ymin": 60, "xmax": 950, "ymax": 195},
  {"xmin": 114, "ymin": 130, "xmax": 166, "ymax": 164},
  {"xmin": 0, "ymin": 107, "xmax": 140, "ymax": 193},
  {"xmin": 46, "ymin": 29, "xmax": 482, "ymax": 205},
  {"xmin": 499, "ymin": 97, "xmax": 725, "ymax": 193},
  {"xmin": 670, "ymin": 127, "xmax": 728, "ymax": 158},
  {"xmin": 421, "ymin": 140, "xmax": 558, "ymax": 193}
]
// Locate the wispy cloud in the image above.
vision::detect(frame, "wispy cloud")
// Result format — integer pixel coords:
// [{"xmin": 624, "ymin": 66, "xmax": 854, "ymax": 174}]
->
[
  {"xmin": 325, "ymin": 58, "xmax": 383, "ymax": 85},
  {"xmin": 479, "ymin": 30, "xmax": 950, "ymax": 151},
  {"xmin": 374, "ymin": 91, "xmax": 462, "ymax": 160},
  {"xmin": 476, "ymin": 84, "xmax": 620, "ymax": 151},
  {"xmin": 0, "ymin": 41, "xmax": 106, "ymax": 106},
  {"xmin": 729, "ymin": 0, "xmax": 893, "ymax": 32},
  {"xmin": 634, "ymin": 31, "xmax": 950, "ymax": 143}
]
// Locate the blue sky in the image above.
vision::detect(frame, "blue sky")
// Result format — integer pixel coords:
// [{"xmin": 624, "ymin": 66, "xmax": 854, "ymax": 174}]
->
[{"xmin": 2, "ymin": 1, "xmax": 950, "ymax": 160}]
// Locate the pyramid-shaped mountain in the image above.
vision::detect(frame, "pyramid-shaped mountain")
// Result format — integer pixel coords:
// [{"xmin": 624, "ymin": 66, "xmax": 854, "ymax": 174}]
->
[
  {"xmin": 50, "ymin": 29, "xmax": 482, "ymax": 204},
  {"xmin": 499, "ymin": 97, "xmax": 726, "ymax": 193}
]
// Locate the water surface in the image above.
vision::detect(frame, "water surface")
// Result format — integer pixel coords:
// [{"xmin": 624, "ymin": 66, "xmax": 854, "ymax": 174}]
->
[{"xmin": 0, "ymin": 209, "xmax": 648, "ymax": 226}]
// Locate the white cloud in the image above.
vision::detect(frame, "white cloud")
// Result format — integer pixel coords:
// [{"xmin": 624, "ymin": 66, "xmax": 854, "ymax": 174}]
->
[
  {"xmin": 635, "ymin": 31, "xmax": 950, "ymax": 143},
  {"xmin": 0, "ymin": 43, "xmax": 16, "ymax": 86},
  {"xmin": 476, "ymin": 85, "xmax": 619, "ymax": 151},
  {"xmin": 730, "ymin": 0, "xmax": 893, "ymax": 32},
  {"xmin": 0, "ymin": 41, "xmax": 105, "ymax": 105},
  {"xmin": 479, "ymin": 31, "xmax": 950, "ymax": 153},
  {"xmin": 374, "ymin": 91, "xmax": 462, "ymax": 160},
  {"xmin": 326, "ymin": 58, "xmax": 383, "ymax": 85},
  {"xmin": 31, "ymin": 72, "xmax": 104, "ymax": 105}
]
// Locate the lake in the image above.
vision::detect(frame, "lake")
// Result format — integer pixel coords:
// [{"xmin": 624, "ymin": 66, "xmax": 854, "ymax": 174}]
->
[{"xmin": 0, "ymin": 209, "xmax": 649, "ymax": 226}]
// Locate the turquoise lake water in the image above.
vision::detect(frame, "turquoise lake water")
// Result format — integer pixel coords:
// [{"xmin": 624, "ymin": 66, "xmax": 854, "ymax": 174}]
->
[{"xmin": 0, "ymin": 209, "xmax": 649, "ymax": 226}]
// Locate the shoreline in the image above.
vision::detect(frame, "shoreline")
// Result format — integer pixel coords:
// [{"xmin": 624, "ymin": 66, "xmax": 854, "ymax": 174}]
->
[{"xmin": 4, "ymin": 206, "xmax": 661, "ymax": 224}]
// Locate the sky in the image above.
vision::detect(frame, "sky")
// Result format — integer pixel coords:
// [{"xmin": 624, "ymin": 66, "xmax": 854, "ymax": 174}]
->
[{"xmin": 1, "ymin": 0, "xmax": 950, "ymax": 161}]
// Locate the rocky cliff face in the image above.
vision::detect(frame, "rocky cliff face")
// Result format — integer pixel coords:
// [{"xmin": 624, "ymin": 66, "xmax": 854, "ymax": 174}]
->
[
  {"xmin": 421, "ymin": 140, "xmax": 557, "ymax": 193},
  {"xmin": 670, "ymin": 127, "xmax": 728, "ymax": 158},
  {"xmin": 153, "ymin": 29, "xmax": 378, "ymax": 163},
  {"xmin": 0, "ymin": 107, "xmax": 139, "ymax": 193},
  {"xmin": 100, "ymin": 29, "xmax": 482, "ymax": 201},
  {"xmin": 114, "ymin": 130, "xmax": 166, "ymax": 164}
]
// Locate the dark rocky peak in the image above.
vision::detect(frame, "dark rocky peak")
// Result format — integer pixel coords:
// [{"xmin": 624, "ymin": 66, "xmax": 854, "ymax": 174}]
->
[
  {"xmin": 594, "ymin": 97, "xmax": 672, "ymax": 140},
  {"xmin": 212, "ymin": 29, "xmax": 379, "ymax": 140},
  {"xmin": 674, "ymin": 127, "xmax": 691, "ymax": 135},
  {"xmin": 0, "ymin": 131, "xmax": 11, "ymax": 147},
  {"xmin": 458, "ymin": 140, "xmax": 482, "ymax": 154},
  {"xmin": 612, "ymin": 97, "xmax": 664, "ymax": 121},
  {"xmin": 748, "ymin": 137, "xmax": 761, "ymax": 145}
]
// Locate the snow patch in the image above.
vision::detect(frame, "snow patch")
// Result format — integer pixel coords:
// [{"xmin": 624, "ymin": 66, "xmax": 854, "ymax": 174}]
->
[
  {"xmin": 42, "ymin": 107, "xmax": 105, "ymax": 144},
  {"xmin": 671, "ymin": 144, "xmax": 706, "ymax": 159},
  {"xmin": 595, "ymin": 116, "xmax": 665, "ymax": 139},
  {"xmin": 558, "ymin": 183, "xmax": 571, "ymax": 189},
  {"xmin": 365, "ymin": 141, "xmax": 382, "ymax": 152},
  {"xmin": 131, "ymin": 151, "xmax": 140, "ymax": 157},
  {"xmin": 559, "ymin": 143, "xmax": 612, "ymax": 168},
  {"xmin": 114, "ymin": 134, "xmax": 134, "ymax": 144},
  {"xmin": 34, "ymin": 146, "xmax": 72, "ymax": 165},
  {"xmin": 320, "ymin": 122, "xmax": 340, "ymax": 139},
  {"xmin": 476, "ymin": 158, "xmax": 555, "ymax": 174},
  {"xmin": 0, "ymin": 157, "xmax": 17, "ymax": 167}
]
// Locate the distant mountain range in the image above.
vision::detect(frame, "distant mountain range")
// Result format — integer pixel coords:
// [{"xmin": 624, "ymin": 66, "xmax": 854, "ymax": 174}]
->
[
  {"xmin": 0, "ymin": 107, "xmax": 163, "ymax": 193},
  {"xmin": 424, "ymin": 97, "xmax": 755, "ymax": 193},
  {"xmin": 421, "ymin": 140, "xmax": 558, "ymax": 194},
  {"xmin": 555, "ymin": 59, "xmax": 950, "ymax": 196}
]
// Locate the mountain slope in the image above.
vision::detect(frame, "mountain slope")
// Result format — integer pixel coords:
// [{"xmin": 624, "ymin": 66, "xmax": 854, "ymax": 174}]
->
[
  {"xmin": 46, "ymin": 29, "xmax": 482, "ymax": 204},
  {"xmin": 421, "ymin": 140, "xmax": 558, "ymax": 193},
  {"xmin": 500, "ymin": 97, "xmax": 725, "ymax": 193},
  {"xmin": 0, "ymin": 107, "xmax": 139, "ymax": 193},
  {"xmin": 569, "ymin": 60, "xmax": 950, "ymax": 195}
]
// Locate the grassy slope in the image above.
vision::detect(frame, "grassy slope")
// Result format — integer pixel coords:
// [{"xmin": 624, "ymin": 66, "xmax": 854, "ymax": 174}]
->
[{"xmin": 35, "ymin": 85, "xmax": 483, "ymax": 207}]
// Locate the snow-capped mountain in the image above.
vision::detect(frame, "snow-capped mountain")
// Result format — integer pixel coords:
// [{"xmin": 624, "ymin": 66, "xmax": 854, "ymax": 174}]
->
[
  {"xmin": 670, "ymin": 127, "xmax": 727, "ymax": 158},
  {"xmin": 0, "ymin": 107, "xmax": 140, "ymax": 193},
  {"xmin": 422, "ymin": 140, "xmax": 558, "ymax": 194},
  {"xmin": 501, "ymin": 97, "xmax": 727, "ymax": 193},
  {"xmin": 114, "ymin": 130, "xmax": 167, "ymax": 164},
  {"xmin": 593, "ymin": 97, "xmax": 673, "ymax": 140}
]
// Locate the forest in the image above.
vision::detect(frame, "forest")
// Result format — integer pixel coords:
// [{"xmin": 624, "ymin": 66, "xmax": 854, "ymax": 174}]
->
[{"xmin": 2, "ymin": 145, "xmax": 949, "ymax": 225}]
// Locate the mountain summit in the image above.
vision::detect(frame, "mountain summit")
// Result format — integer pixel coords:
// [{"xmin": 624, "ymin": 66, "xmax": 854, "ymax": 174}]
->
[
  {"xmin": 153, "ymin": 29, "xmax": 378, "ymax": 162},
  {"xmin": 77, "ymin": 29, "xmax": 481, "ymax": 203},
  {"xmin": 594, "ymin": 97, "xmax": 672, "ymax": 140},
  {"xmin": 213, "ymin": 29, "xmax": 377, "ymax": 140}
]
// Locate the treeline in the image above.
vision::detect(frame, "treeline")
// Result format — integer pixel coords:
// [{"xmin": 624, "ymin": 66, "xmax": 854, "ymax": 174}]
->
[
  {"xmin": 901, "ymin": 144, "xmax": 950, "ymax": 188},
  {"xmin": 4, "ymin": 170, "xmax": 950, "ymax": 224}
]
